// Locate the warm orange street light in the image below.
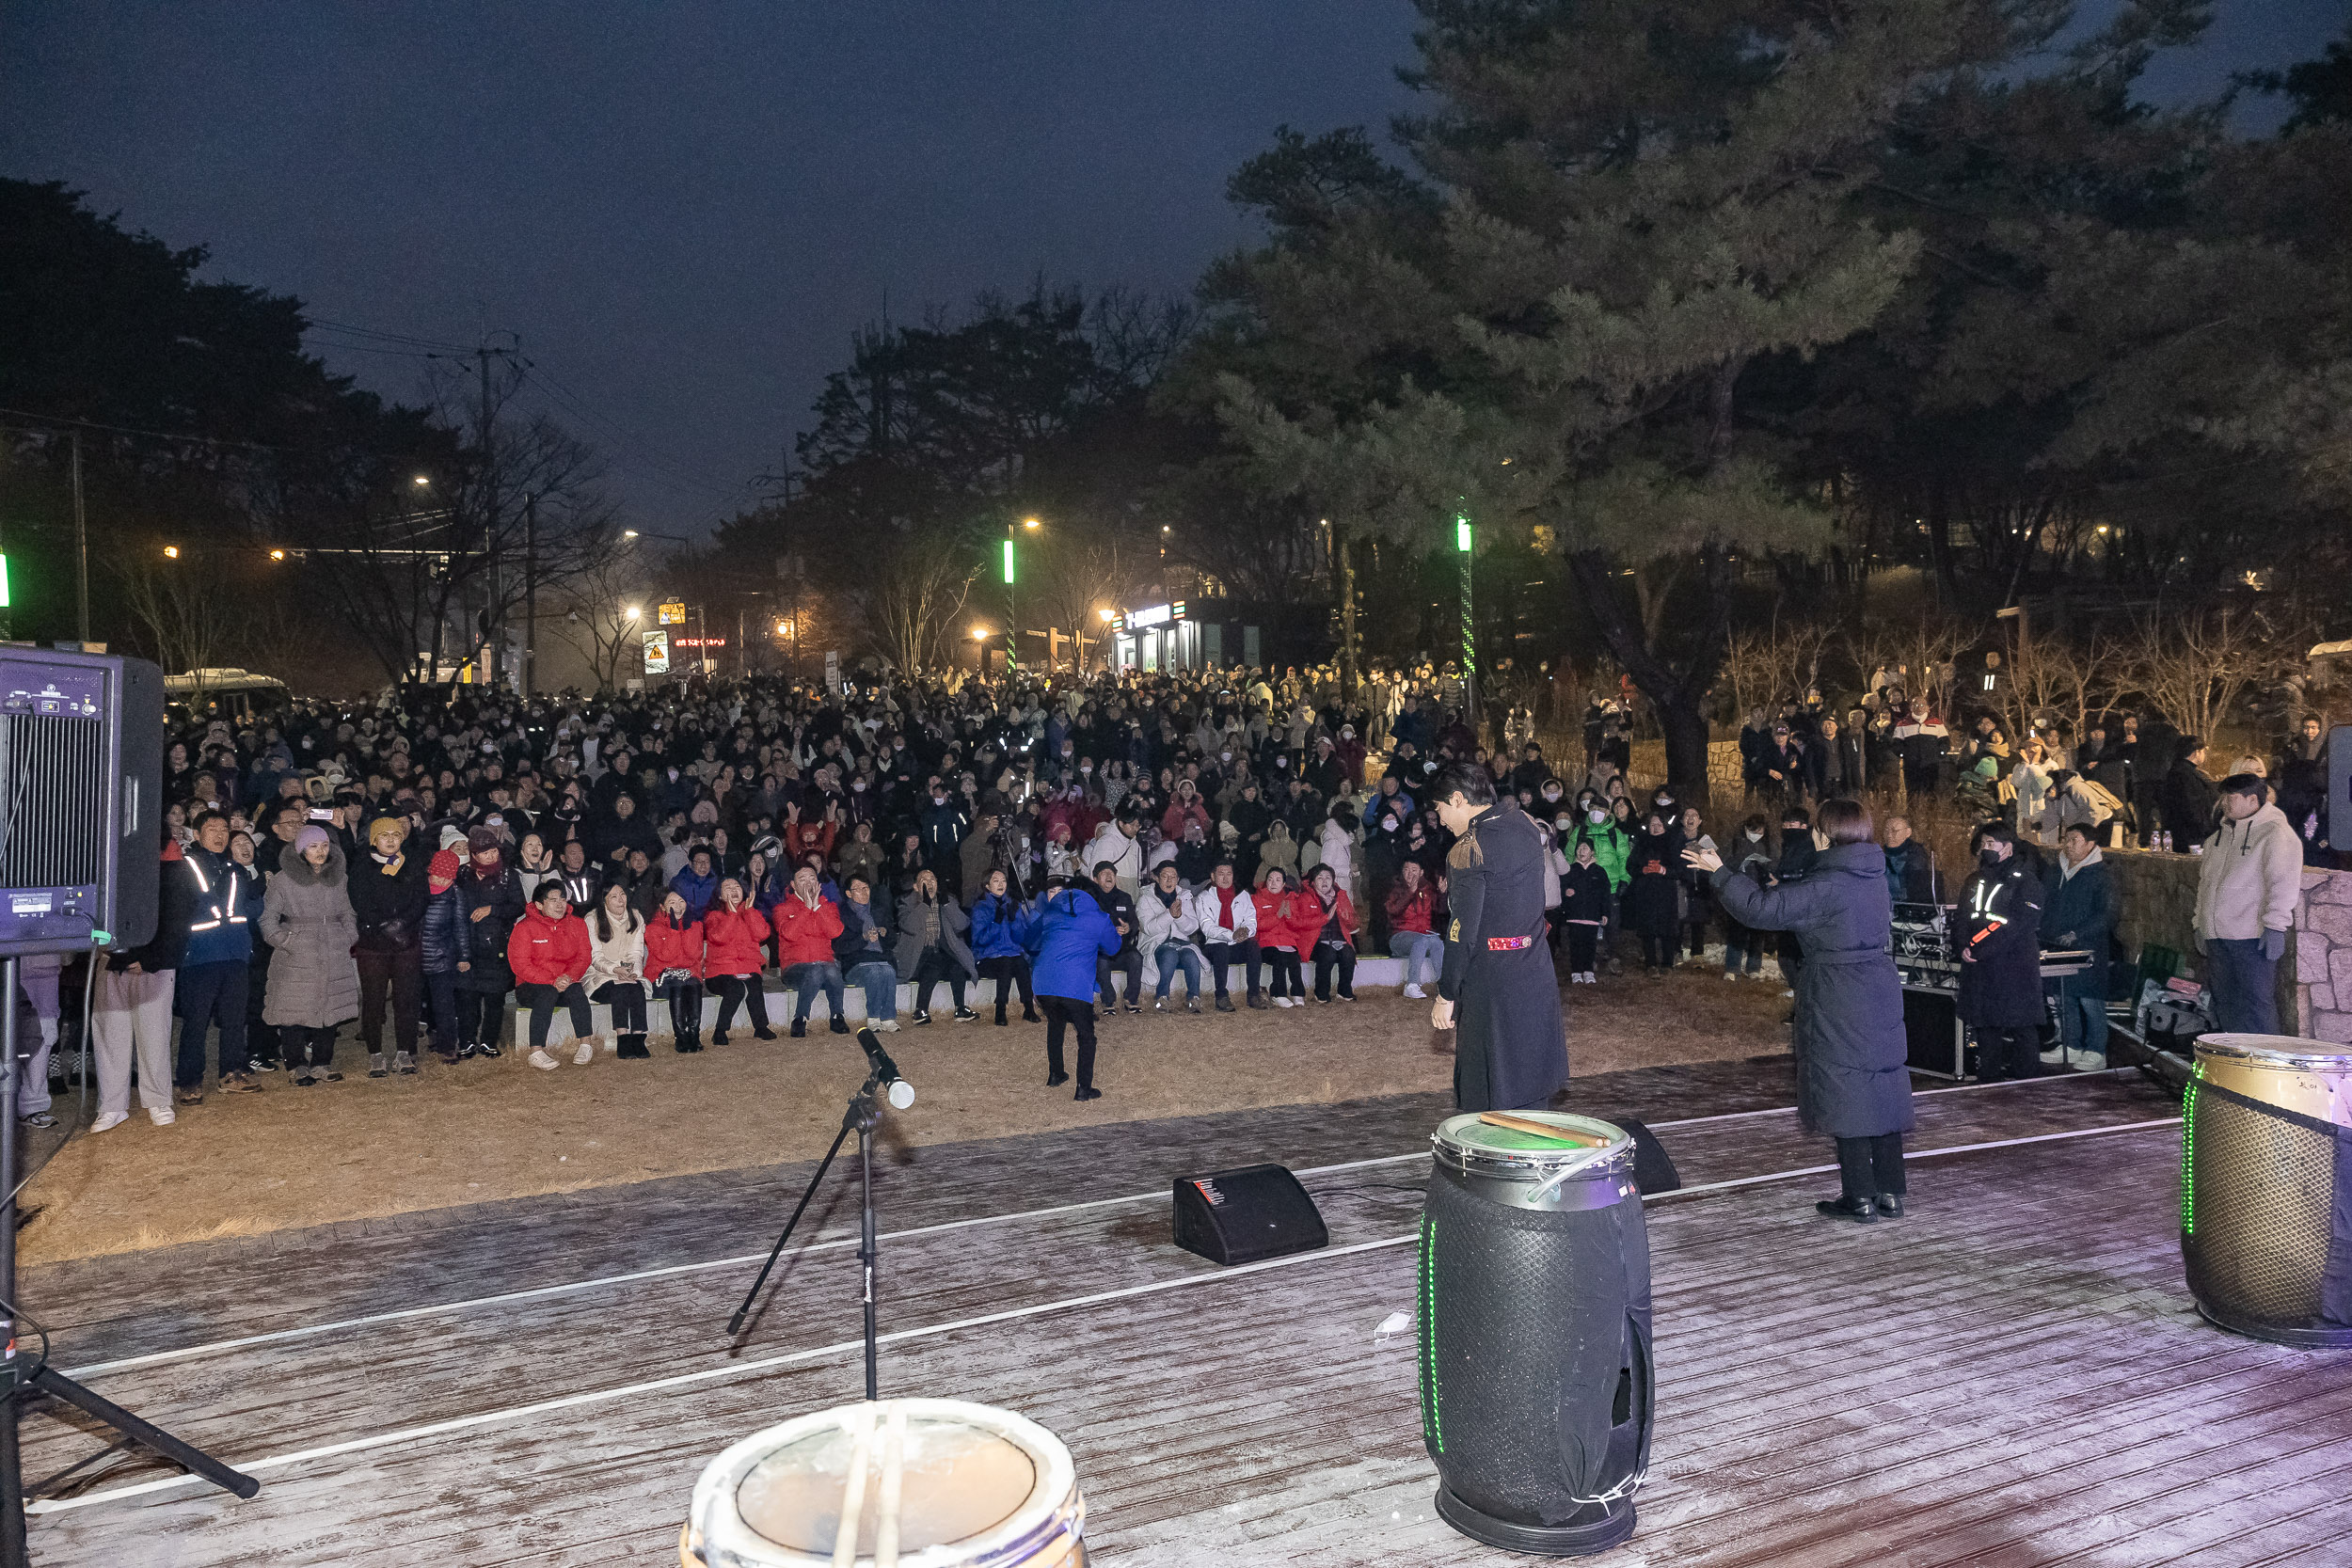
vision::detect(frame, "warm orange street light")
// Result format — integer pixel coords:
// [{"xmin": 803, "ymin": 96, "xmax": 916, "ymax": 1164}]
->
[{"xmin": 163, "ymin": 545, "xmax": 180, "ymax": 559}]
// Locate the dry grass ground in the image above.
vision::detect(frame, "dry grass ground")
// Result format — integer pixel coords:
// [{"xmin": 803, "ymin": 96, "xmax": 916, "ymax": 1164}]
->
[{"xmin": 21, "ymin": 963, "xmax": 1788, "ymax": 1266}]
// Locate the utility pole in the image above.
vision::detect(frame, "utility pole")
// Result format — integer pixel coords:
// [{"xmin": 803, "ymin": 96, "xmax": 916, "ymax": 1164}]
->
[
  {"xmin": 70, "ymin": 432, "xmax": 89, "ymax": 643},
  {"xmin": 472, "ymin": 335, "xmax": 518, "ymax": 686},
  {"xmin": 522, "ymin": 491, "xmax": 537, "ymax": 697}
]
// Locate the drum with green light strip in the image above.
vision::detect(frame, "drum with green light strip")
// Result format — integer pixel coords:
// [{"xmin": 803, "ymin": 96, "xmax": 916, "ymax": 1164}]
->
[{"xmin": 1418, "ymin": 1110, "xmax": 1653, "ymax": 1556}]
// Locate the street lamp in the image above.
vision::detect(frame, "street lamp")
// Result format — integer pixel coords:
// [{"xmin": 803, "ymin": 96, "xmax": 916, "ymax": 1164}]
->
[
  {"xmin": 163, "ymin": 545, "xmax": 180, "ymax": 559},
  {"xmin": 625, "ymin": 605, "xmax": 642, "ymax": 621}
]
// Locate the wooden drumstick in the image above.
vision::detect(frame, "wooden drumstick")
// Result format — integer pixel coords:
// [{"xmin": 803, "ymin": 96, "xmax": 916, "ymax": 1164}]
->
[
  {"xmin": 876, "ymin": 1402, "xmax": 907, "ymax": 1568},
  {"xmin": 834, "ymin": 1402, "xmax": 876, "ymax": 1568},
  {"xmin": 1479, "ymin": 1111, "xmax": 1610, "ymax": 1148}
]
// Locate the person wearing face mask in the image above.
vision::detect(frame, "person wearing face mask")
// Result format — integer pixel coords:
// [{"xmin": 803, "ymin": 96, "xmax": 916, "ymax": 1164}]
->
[
  {"xmin": 1721, "ymin": 816, "xmax": 1772, "ymax": 979},
  {"xmin": 1953, "ymin": 824, "xmax": 2046, "ymax": 1083},
  {"xmin": 1559, "ymin": 837, "xmax": 1611, "ymax": 984},
  {"xmin": 1689, "ymin": 799, "xmax": 1914, "ymax": 1221}
]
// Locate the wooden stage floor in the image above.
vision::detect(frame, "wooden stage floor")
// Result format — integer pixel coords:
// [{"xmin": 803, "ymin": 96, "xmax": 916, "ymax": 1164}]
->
[{"xmin": 20, "ymin": 1058, "xmax": 2346, "ymax": 1566}]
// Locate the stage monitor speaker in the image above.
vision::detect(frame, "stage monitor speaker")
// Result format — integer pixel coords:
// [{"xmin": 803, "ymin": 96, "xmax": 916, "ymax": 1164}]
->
[
  {"xmin": 0, "ymin": 649, "xmax": 164, "ymax": 956},
  {"xmin": 1612, "ymin": 1119, "xmax": 1682, "ymax": 1195},
  {"xmin": 1171, "ymin": 1164, "xmax": 1327, "ymax": 1265}
]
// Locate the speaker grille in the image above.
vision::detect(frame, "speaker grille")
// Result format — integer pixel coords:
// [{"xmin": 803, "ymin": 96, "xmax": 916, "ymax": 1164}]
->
[
  {"xmin": 0, "ymin": 713, "xmax": 107, "ymax": 892},
  {"xmin": 2185, "ymin": 1080, "xmax": 2344, "ymax": 1330}
]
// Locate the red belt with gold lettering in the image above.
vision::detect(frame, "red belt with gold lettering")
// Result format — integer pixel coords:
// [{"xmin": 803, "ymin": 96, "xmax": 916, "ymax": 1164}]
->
[{"xmin": 1486, "ymin": 935, "xmax": 1534, "ymax": 951}]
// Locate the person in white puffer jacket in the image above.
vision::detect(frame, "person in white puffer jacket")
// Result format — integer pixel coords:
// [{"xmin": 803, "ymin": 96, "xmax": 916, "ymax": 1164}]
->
[
  {"xmin": 1139, "ymin": 863, "xmax": 1205, "ymax": 1011},
  {"xmin": 1189, "ymin": 861, "xmax": 1260, "ymax": 1012}
]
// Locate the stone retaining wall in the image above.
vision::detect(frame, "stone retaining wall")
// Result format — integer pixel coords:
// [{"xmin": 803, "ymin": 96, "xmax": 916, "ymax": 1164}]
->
[{"xmin": 2104, "ymin": 847, "xmax": 2352, "ymax": 1043}]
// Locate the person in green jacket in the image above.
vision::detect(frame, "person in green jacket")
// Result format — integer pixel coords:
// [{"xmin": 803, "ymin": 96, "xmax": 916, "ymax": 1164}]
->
[{"xmin": 1573, "ymin": 805, "xmax": 1632, "ymax": 894}]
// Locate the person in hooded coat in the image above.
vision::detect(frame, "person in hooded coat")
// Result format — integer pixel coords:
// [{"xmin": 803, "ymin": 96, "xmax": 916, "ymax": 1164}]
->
[
  {"xmin": 455, "ymin": 826, "xmax": 527, "ymax": 1058},
  {"xmin": 1692, "ymin": 798, "xmax": 1916, "ymax": 1222},
  {"xmin": 260, "ymin": 826, "xmax": 362, "ymax": 1085},
  {"xmin": 1428, "ymin": 766, "xmax": 1568, "ymax": 1112}
]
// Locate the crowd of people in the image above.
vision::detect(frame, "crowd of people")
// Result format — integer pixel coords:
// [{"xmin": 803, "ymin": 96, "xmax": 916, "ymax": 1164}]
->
[{"xmin": 59, "ymin": 648, "xmax": 2336, "ymax": 1134}]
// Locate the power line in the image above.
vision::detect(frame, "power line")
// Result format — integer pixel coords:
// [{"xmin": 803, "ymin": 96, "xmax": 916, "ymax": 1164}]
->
[{"xmin": 516, "ymin": 358, "xmax": 745, "ymax": 511}]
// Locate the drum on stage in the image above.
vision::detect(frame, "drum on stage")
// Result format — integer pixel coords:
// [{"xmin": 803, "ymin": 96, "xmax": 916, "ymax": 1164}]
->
[
  {"xmin": 2184, "ymin": 1035, "xmax": 2352, "ymax": 1347},
  {"xmin": 1421, "ymin": 1110, "xmax": 1654, "ymax": 1557},
  {"xmin": 681, "ymin": 1398, "xmax": 1088, "ymax": 1568}
]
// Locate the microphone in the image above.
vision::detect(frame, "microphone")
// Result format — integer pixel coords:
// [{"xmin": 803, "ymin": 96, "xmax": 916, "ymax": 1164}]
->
[{"xmin": 856, "ymin": 1027, "xmax": 915, "ymax": 1109}]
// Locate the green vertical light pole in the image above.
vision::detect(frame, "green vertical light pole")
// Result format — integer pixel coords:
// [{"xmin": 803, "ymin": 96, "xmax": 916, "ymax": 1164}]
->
[
  {"xmin": 1455, "ymin": 510, "xmax": 1476, "ymax": 729},
  {"xmin": 1002, "ymin": 531, "xmax": 1018, "ymax": 679}
]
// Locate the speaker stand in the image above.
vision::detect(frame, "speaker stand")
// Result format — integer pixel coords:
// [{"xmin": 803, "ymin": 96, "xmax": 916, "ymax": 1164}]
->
[
  {"xmin": 0, "ymin": 954, "xmax": 258, "ymax": 1566},
  {"xmin": 1434, "ymin": 1485, "xmax": 1636, "ymax": 1558}
]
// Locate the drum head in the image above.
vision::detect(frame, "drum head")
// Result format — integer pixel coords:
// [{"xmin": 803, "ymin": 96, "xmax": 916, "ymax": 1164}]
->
[
  {"xmin": 1433, "ymin": 1110, "xmax": 1629, "ymax": 1180},
  {"xmin": 739, "ymin": 1417, "xmax": 1034, "ymax": 1555},
  {"xmin": 690, "ymin": 1398, "xmax": 1082, "ymax": 1568}
]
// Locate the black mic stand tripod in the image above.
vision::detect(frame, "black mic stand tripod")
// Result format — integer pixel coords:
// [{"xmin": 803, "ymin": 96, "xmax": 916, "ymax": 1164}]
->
[
  {"xmin": 724, "ymin": 1058, "xmax": 901, "ymax": 1400},
  {"xmin": 0, "ymin": 953, "xmax": 257, "ymax": 1568}
]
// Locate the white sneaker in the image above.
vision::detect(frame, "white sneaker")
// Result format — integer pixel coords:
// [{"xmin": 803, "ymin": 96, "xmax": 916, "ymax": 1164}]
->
[
  {"xmin": 1582, "ymin": 972, "xmax": 1597, "ymax": 984},
  {"xmin": 529, "ymin": 1048, "xmax": 561, "ymax": 1071},
  {"xmin": 147, "ymin": 1107, "xmax": 175, "ymax": 1127},
  {"xmin": 874, "ymin": 1019, "xmax": 899, "ymax": 1033},
  {"xmin": 91, "ymin": 1110, "xmax": 129, "ymax": 1133},
  {"xmin": 1404, "ymin": 983, "xmax": 1425, "ymax": 999},
  {"xmin": 573, "ymin": 1040, "xmax": 595, "ymax": 1066},
  {"xmin": 1723, "ymin": 971, "xmax": 1740, "ymax": 982}
]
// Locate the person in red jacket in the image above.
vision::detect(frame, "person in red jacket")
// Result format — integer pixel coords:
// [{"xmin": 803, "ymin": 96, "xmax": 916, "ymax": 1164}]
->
[
  {"xmin": 1250, "ymin": 868, "xmax": 1313, "ymax": 1007},
  {"xmin": 644, "ymin": 891, "xmax": 707, "ymax": 1053},
  {"xmin": 1383, "ymin": 858, "xmax": 1443, "ymax": 999},
  {"xmin": 702, "ymin": 877, "xmax": 776, "ymax": 1045},
  {"xmin": 1160, "ymin": 780, "xmax": 1213, "ymax": 844},
  {"xmin": 770, "ymin": 863, "xmax": 849, "ymax": 1038},
  {"xmin": 1303, "ymin": 863, "xmax": 1360, "ymax": 1003},
  {"xmin": 508, "ymin": 882, "xmax": 598, "ymax": 1071}
]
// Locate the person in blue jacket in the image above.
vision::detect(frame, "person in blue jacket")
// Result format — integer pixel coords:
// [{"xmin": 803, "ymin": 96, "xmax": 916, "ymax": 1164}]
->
[
  {"xmin": 969, "ymin": 868, "xmax": 1041, "ymax": 1026},
  {"xmin": 1025, "ymin": 876, "xmax": 1120, "ymax": 1101}
]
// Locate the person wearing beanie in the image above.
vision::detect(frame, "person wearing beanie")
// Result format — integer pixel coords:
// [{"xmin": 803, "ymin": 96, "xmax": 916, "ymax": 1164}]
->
[
  {"xmin": 259, "ymin": 826, "xmax": 361, "ymax": 1085},
  {"xmin": 420, "ymin": 847, "xmax": 472, "ymax": 1063},
  {"xmin": 349, "ymin": 815, "xmax": 426, "ymax": 1076},
  {"xmin": 454, "ymin": 827, "xmax": 525, "ymax": 1058}
]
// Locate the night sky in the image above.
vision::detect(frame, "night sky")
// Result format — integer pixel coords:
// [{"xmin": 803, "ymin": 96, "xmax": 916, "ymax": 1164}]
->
[{"xmin": 7, "ymin": 1, "xmax": 2342, "ymax": 532}]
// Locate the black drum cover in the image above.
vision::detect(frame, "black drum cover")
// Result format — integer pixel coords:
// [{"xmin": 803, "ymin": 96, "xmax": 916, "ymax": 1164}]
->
[{"xmin": 1419, "ymin": 1165, "xmax": 1653, "ymax": 1552}]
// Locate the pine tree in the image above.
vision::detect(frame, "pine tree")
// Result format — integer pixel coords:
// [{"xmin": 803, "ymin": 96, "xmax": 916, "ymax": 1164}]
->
[{"xmin": 1204, "ymin": 0, "xmax": 2064, "ymax": 800}]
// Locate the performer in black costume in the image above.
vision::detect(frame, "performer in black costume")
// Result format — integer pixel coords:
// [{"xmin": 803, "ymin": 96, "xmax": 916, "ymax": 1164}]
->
[{"xmin": 1429, "ymin": 765, "xmax": 1568, "ymax": 1111}]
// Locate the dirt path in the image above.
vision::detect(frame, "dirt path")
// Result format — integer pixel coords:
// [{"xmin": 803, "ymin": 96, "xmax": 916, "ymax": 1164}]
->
[{"xmin": 22, "ymin": 967, "xmax": 1789, "ymax": 1264}]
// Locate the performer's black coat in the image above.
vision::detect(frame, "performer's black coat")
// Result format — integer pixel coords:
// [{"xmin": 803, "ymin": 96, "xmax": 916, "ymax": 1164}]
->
[
  {"xmin": 1953, "ymin": 859, "xmax": 2047, "ymax": 1029},
  {"xmin": 1713, "ymin": 842, "xmax": 1915, "ymax": 1140},
  {"xmin": 1438, "ymin": 798, "xmax": 1568, "ymax": 1111}
]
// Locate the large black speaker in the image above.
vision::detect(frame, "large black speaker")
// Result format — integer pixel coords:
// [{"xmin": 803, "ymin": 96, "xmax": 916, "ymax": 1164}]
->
[
  {"xmin": 0, "ymin": 650, "xmax": 164, "ymax": 955},
  {"xmin": 1422, "ymin": 1111, "xmax": 1653, "ymax": 1556},
  {"xmin": 1171, "ymin": 1164, "xmax": 1327, "ymax": 1265}
]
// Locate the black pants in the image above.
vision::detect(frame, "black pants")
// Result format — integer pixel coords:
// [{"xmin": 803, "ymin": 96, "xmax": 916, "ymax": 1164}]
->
[
  {"xmin": 1836, "ymin": 1132, "xmax": 1907, "ymax": 1201},
  {"xmin": 708, "ymin": 974, "xmax": 770, "ymax": 1036},
  {"xmin": 1565, "ymin": 924, "xmax": 1600, "ymax": 973},
  {"xmin": 977, "ymin": 955, "xmax": 1035, "ymax": 1020},
  {"xmin": 910, "ymin": 949, "xmax": 968, "ymax": 1013},
  {"xmin": 516, "ymin": 981, "xmax": 594, "ymax": 1052},
  {"xmin": 456, "ymin": 985, "xmax": 509, "ymax": 1049},
  {"xmin": 591, "ymin": 981, "xmax": 647, "ymax": 1035},
  {"xmin": 424, "ymin": 971, "xmax": 461, "ymax": 1054},
  {"xmin": 174, "ymin": 960, "xmax": 250, "ymax": 1086},
  {"xmin": 1202, "ymin": 938, "xmax": 1260, "ymax": 999},
  {"xmin": 660, "ymin": 977, "xmax": 705, "ymax": 1043},
  {"xmin": 1641, "ymin": 934, "xmax": 1674, "ymax": 969},
  {"xmin": 1096, "ymin": 950, "xmax": 1141, "ymax": 1008},
  {"xmin": 1312, "ymin": 942, "xmax": 1356, "ymax": 1001},
  {"xmin": 278, "ymin": 1022, "xmax": 338, "ymax": 1069},
  {"xmin": 1682, "ymin": 917, "xmax": 1709, "ymax": 958},
  {"xmin": 1041, "ymin": 994, "xmax": 1096, "ymax": 1088},
  {"xmin": 1975, "ymin": 1025, "xmax": 2039, "ymax": 1082},
  {"xmin": 1260, "ymin": 945, "xmax": 1303, "ymax": 999},
  {"xmin": 356, "ymin": 946, "xmax": 423, "ymax": 1053}
]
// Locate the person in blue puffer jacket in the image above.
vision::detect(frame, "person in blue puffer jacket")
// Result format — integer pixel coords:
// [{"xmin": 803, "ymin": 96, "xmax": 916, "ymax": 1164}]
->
[
  {"xmin": 1025, "ymin": 879, "xmax": 1120, "ymax": 1101},
  {"xmin": 968, "ymin": 869, "xmax": 1040, "ymax": 1027},
  {"xmin": 419, "ymin": 847, "xmax": 474, "ymax": 1063}
]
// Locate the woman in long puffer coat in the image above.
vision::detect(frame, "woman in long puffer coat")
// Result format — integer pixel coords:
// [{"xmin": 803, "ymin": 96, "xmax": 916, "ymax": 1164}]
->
[
  {"xmin": 455, "ymin": 828, "xmax": 527, "ymax": 1059},
  {"xmin": 260, "ymin": 826, "xmax": 361, "ymax": 1085},
  {"xmin": 1689, "ymin": 799, "xmax": 1915, "ymax": 1223}
]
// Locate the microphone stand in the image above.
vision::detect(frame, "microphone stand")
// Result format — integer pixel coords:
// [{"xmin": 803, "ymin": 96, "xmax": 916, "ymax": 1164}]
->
[{"xmin": 725, "ymin": 1069, "xmax": 889, "ymax": 1401}]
